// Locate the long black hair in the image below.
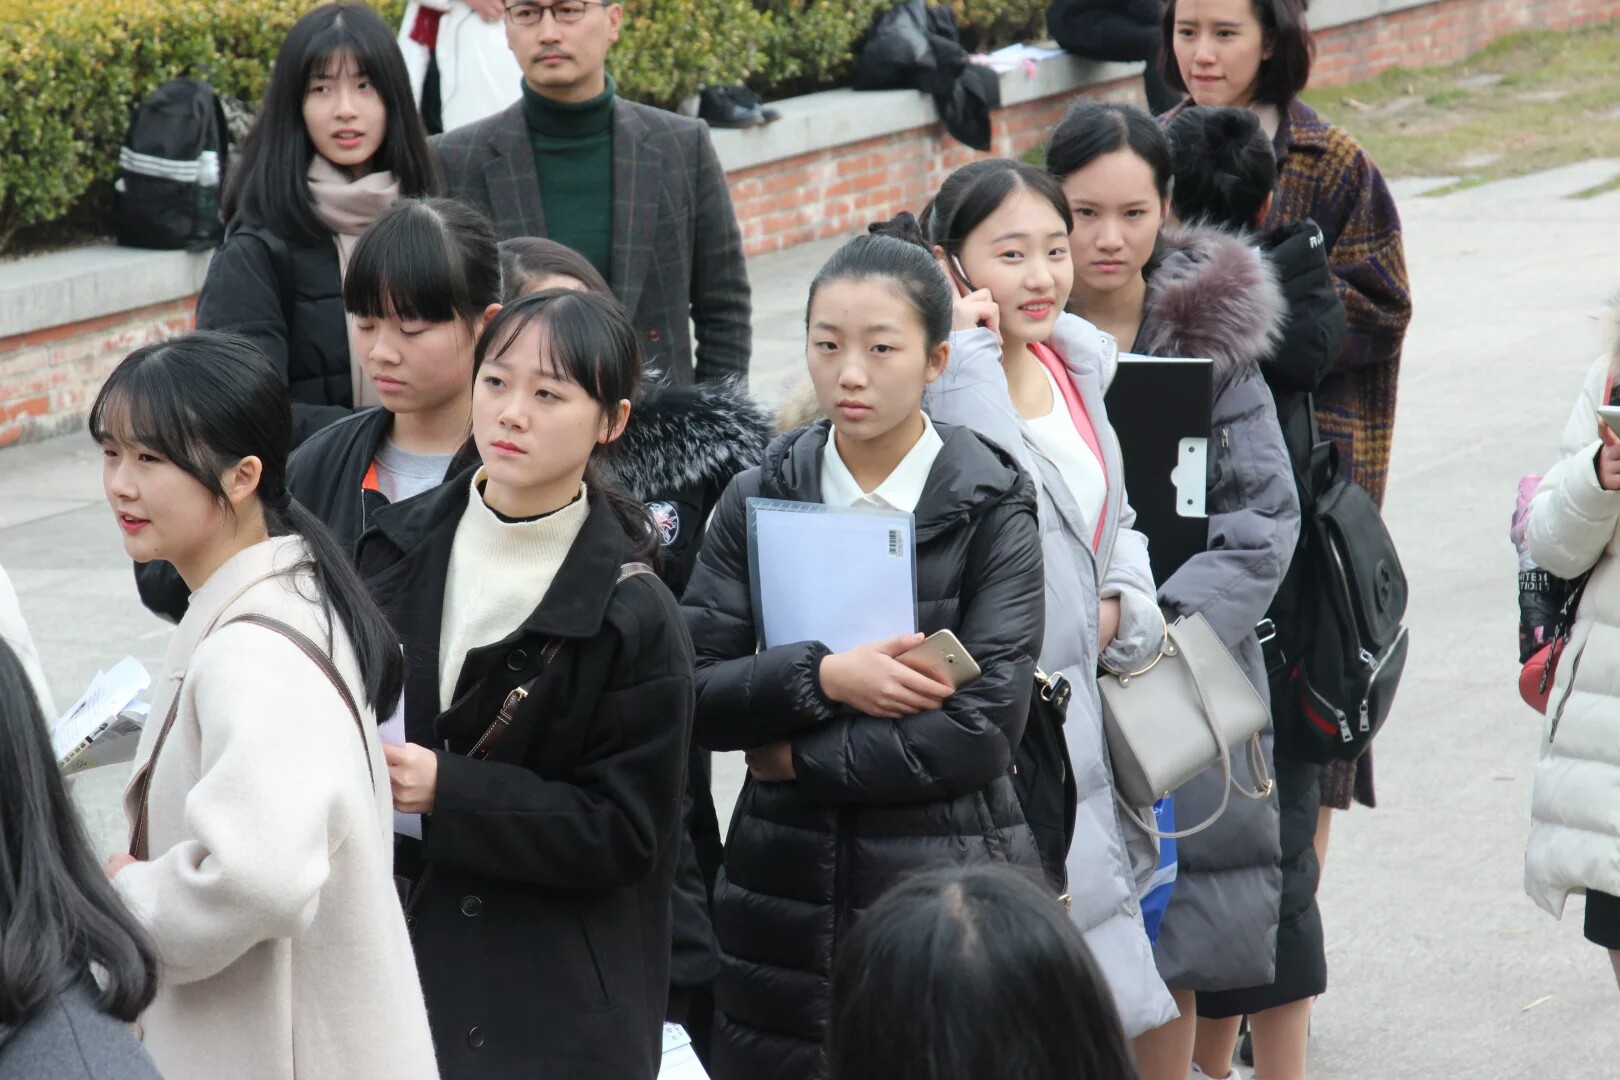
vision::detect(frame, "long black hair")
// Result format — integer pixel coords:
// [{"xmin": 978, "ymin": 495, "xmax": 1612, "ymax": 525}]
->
[
  {"xmin": 88, "ymin": 332, "xmax": 405, "ymax": 718},
  {"xmin": 912, "ymin": 159, "xmax": 1074, "ymax": 263},
  {"xmin": 473, "ymin": 291, "xmax": 660, "ymax": 560},
  {"xmin": 222, "ymin": 3, "xmax": 440, "ymax": 244},
  {"xmin": 1045, "ymin": 101, "xmax": 1173, "ymax": 201},
  {"xmin": 1164, "ymin": 105, "xmax": 1277, "ymax": 229},
  {"xmin": 826, "ymin": 865, "xmax": 1141, "ymax": 1080},
  {"xmin": 0, "ymin": 640, "xmax": 158, "ymax": 1027},
  {"xmin": 807, "ymin": 228, "xmax": 955, "ymax": 351},
  {"xmin": 498, "ymin": 237, "xmax": 613, "ymax": 302},
  {"xmin": 344, "ymin": 197, "xmax": 502, "ymax": 325}
]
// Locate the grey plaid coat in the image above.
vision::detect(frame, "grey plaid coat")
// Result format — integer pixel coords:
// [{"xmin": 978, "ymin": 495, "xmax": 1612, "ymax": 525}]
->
[{"xmin": 434, "ymin": 99, "xmax": 751, "ymax": 383}]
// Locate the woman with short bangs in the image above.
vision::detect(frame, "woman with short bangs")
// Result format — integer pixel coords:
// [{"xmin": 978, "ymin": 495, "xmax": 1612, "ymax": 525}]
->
[{"xmin": 198, "ymin": 2, "xmax": 441, "ymax": 445}]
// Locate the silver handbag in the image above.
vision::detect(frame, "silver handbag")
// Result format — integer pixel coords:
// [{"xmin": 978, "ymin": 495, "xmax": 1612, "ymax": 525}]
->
[{"xmin": 1100, "ymin": 612, "xmax": 1273, "ymax": 839}]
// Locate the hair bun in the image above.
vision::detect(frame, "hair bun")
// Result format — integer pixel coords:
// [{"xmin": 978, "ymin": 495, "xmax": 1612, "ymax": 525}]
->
[{"xmin": 868, "ymin": 211, "xmax": 930, "ymax": 249}]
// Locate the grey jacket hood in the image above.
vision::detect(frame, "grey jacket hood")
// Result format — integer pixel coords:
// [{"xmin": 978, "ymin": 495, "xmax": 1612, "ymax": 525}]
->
[{"xmin": 1138, "ymin": 225, "xmax": 1287, "ymax": 391}]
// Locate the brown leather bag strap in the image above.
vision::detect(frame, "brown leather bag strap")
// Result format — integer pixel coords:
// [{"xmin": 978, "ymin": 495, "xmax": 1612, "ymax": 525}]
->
[
  {"xmin": 129, "ymin": 614, "xmax": 376, "ymax": 861},
  {"xmin": 403, "ymin": 562, "xmax": 656, "ymax": 918}
]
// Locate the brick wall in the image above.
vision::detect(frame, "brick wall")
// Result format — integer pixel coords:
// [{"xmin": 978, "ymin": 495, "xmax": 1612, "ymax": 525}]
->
[
  {"xmin": 0, "ymin": 298, "xmax": 194, "ymax": 448},
  {"xmin": 4, "ymin": 0, "xmax": 1620, "ymax": 446}
]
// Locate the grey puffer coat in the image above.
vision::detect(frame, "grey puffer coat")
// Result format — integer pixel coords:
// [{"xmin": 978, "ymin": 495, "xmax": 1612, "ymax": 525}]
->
[
  {"xmin": 925, "ymin": 313, "xmax": 1177, "ymax": 1037},
  {"xmin": 1135, "ymin": 225, "xmax": 1300, "ymax": 992},
  {"xmin": 681, "ymin": 420, "xmax": 1046, "ymax": 1080}
]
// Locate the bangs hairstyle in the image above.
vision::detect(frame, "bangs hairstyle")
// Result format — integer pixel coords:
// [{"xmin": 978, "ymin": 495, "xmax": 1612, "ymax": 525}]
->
[
  {"xmin": 0, "ymin": 639, "xmax": 158, "ymax": 1028},
  {"xmin": 344, "ymin": 197, "xmax": 501, "ymax": 325},
  {"xmin": 88, "ymin": 332, "xmax": 404, "ymax": 718},
  {"xmin": 498, "ymin": 237, "xmax": 612, "ymax": 302},
  {"xmin": 1160, "ymin": 0, "xmax": 1314, "ymax": 106},
  {"xmin": 1045, "ymin": 101, "xmax": 1173, "ymax": 201},
  {"xmin": 474, "ymin": 291, "xmax": 660, "ymax": 559},
  {"xmin": 917, "ymin": 159, "xmax": 1074, "ymax": 258},
  {"xmin": 222, "ymin": 3, "xmax": 440, "ymax": 243}
]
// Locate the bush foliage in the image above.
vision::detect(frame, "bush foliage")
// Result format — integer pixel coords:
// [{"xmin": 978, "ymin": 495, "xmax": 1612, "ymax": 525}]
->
[{"xmin": 0, "ymin": 0, "xmax": 1047, "ymax": 251}]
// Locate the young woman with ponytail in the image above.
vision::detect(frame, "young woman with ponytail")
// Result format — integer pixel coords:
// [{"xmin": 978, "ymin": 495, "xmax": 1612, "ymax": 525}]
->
[
  {"xmin": 355, "ymin": 290, "xmax": 696, "ymax": 1080},
  {"xmin": 93, "ymin": 332, "xmax": 437, "ymax": 1080}
]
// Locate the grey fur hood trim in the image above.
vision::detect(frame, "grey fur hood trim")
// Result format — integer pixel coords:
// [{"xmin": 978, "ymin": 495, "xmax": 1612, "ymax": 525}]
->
[
  {"xmin": 1137, "ymin": 225, "xmax": 1287, "ymax": 388},
  {"xmin": 603, "ymin": 379, "xmax": 772, "ymax": 500}
]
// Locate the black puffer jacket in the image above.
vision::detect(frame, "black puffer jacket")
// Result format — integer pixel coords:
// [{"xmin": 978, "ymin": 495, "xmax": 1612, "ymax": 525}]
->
[
  {"xmin": 681, "ymin": 421, "xmax": 1046, "ymax": 1080},
  {"xmin": 194, "ymin": 225, "xmax": 352, "ymax": 444}
]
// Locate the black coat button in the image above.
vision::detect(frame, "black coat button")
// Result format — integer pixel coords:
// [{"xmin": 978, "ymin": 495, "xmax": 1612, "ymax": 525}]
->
[
  {"xmin": 461, "ymin": 895, "xmax": 482, "ymax": 917},
  {"xmin": 506, "ymin": 649, "xmax": 528, "ymax": 671},
  {"xmin": 468, "ymin": 1027, "xmax": 485, "ymax": 1050}
]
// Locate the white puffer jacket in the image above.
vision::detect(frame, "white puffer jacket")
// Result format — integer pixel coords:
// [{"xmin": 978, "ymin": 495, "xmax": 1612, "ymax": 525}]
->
[{"xmin": 1524, "ymin": 348, "xmax": 1620, "ymax": 915}]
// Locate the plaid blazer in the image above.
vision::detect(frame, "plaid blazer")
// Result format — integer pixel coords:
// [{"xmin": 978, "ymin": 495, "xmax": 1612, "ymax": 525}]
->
[{"xmin": 434, "ymin": 98, "xmax": 752, "ymax": 384}]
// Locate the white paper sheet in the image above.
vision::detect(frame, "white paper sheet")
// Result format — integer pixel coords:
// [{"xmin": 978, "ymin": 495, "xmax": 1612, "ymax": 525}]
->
[
  {"xmin": 747, "ymin": 499, "xmax": 916, "ymax": 654},
  {"xmin": 378, "ymin": 692, "xmax": 422, "ymax": 840},
  {"xmin": 659, "ymin": 1024, "xmax": 709, "ymax": 1080},
  {"xmin": 53, "ymin": 657, "xmax": 150, "ymax": 768}
]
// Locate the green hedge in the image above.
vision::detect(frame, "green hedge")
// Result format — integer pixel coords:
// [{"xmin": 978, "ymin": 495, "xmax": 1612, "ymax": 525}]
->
[{"xmin": 0, "ymin": 0, "xmax": 1047, "ymax": 253}]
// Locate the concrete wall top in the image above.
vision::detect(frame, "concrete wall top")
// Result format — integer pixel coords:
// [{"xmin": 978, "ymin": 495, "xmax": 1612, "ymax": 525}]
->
[{"xmin": 0, "ymin": 246, "xmax": 211, "ymax": 340}]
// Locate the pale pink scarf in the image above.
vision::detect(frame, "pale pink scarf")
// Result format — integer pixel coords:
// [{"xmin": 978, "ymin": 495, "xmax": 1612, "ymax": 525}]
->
[{"xmin": 308, "ymin": 155, "xmax": 400, "ymax": 408}]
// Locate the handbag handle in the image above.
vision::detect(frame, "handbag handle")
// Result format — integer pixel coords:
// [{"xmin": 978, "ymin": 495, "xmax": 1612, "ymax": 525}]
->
[
  {"xmin": 130, "ymin": 614, "xmax": 374, "ymax": 860},
  {"xmin": 1113, "ymin": 617, "xmax": 1274, "ymax": 841}
]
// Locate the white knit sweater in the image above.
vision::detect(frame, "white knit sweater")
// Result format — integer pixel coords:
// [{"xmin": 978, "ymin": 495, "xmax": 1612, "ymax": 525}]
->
[{"xmin": 438, "ymin": 471, "xmax": 590, "ymax": 709}]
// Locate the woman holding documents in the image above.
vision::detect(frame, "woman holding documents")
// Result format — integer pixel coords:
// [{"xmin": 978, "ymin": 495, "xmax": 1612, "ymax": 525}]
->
[
  {"xmin": 1044, "ymin": 101, "xmax": 1299, "ymax": 1080},
  {"xmin": 887, "ymin": 160, "xmax": 1178, "ymax": 1039},
  {"xmin": 681, "ymin": 233, "xmax": 1046, "ymax": 1080},
  {"xmin": 356, "ymin": 289, "xmax": 694, "ymax": 1080},
  {"xmin": 93, "ymin": 333, "xmax": 437, "ymax": 1080}
]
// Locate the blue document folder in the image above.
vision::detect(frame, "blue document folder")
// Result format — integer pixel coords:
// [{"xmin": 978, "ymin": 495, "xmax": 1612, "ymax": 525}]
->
[{"xmin": 746, "ymin": 498, "xmax": 918, "ymax": 653}]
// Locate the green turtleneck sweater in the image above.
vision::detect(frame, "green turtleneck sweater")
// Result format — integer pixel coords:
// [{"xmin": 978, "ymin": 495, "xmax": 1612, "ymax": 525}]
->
[{"xmin": 522, "ymin": 75, "xmax": 615, "ymax": 281}]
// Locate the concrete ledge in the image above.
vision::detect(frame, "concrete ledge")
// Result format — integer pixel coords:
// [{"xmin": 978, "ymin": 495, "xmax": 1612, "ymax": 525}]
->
[
  {"xmin": 712, "ymin": 55, "xmax": 1141, "ymax": 174},
  {"xmin": 0, "ymin": 247, "xmax": 211, "ymax": 340}
]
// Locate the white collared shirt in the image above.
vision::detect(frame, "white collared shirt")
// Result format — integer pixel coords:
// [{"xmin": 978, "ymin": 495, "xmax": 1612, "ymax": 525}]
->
[{"xmin": 820, "ymin": 414, "xmax": 945, "ymax": 513}]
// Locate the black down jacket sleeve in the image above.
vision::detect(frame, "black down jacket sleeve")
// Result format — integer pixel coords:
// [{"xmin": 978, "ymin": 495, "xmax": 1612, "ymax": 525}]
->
[
  {"xmin": 681, "ymin": 476, "xmax": 841, "ymax": 752},
  {"xmin": 1260, "ymin": 221, "xmax": 1348, "ymax": 394},
  {"xmin": 792, "ymin": 500, "xmax": 1045, "ymax": 806}
]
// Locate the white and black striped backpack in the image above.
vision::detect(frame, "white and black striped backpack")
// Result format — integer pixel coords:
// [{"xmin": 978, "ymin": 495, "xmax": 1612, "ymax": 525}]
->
[{"xmin": 113, "ymin": 78, "xmax": 230, "ymax": 251}]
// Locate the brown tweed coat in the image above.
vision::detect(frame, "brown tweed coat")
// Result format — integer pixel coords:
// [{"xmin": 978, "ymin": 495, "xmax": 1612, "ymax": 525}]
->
[
  {"xmin": 433, "ymin": 97, "xmax": 752, "ymax": 384},
  {"xmin": 1266, "ymin": 98, "xmax": 1411, "ymax": 810}
]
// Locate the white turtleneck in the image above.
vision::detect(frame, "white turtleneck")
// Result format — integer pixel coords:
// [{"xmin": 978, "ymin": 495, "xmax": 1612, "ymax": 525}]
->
[{"xmin": 438, "ymin": 469, "xmax": 590, "ymax": 710}]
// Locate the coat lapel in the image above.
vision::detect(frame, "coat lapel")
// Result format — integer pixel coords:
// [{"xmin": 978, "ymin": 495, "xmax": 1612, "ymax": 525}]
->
[
  {"xmin": 610, "ymin": 101, "xmax": 661, "ymax": 319},
  {"xmin": 484, "ymin": 103, "xmax": 547, "ymax": 239}
]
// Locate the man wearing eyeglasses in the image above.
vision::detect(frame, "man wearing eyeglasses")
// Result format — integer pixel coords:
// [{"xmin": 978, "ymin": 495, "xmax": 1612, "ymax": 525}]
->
[{"xmin": 433, "ymin": 0, "xmax": 752, "ymax": 385}]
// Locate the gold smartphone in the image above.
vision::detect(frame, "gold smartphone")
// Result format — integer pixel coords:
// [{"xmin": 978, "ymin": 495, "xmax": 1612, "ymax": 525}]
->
[{"xmin": 898, "ymin": 630, "xmax": 982, "ymax": 690}]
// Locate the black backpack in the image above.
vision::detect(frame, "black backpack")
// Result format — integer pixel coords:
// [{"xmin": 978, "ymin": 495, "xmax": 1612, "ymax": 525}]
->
[
  {"xmin": 1280, "ymin": 439, "xmax": 1410, "ymax": 763},
  {"xmin": 114, "ymin": 78, "xmax": 230, "ymax": 251}
]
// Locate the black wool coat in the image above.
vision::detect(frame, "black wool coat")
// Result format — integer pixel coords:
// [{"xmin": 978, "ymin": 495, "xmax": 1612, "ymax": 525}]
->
[
  {"xmin": 357, "ymin": 477, "xmax": 695, "ymax": 1080},
  {"xmin": 680, "ymin": 421, "xmax": 1046, "ymax": 1080},
  {"xmin": 194, "ymin": 225, "xmax": 353, "ymax": 443}
]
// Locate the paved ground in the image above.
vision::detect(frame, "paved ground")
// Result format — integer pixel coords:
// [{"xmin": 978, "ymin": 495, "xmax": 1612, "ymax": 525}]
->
[{"xmin": 6, "ymin": 161, "xmax": 1620, "ymax": 1076}]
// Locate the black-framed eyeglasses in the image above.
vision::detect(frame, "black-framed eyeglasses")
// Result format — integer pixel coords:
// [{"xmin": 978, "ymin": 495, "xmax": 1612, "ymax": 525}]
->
[{"xmin": 504, "ymin": 0, "xmax": 605, "ymax": 25}]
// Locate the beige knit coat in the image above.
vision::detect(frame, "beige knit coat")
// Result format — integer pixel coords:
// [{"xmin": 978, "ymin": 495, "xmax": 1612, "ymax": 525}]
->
[{"xmin": 112, "ymin": 536, "xmax": 437, "ymax": 1080}]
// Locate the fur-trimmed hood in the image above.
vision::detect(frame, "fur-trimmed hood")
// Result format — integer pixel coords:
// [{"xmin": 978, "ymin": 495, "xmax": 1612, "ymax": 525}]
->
[
  {"xmin": 603, "ymin": 378, "xmax": 773, "ymax": 502},
  {"xmin": 1137, "ymin": 225, "xmax": 1287, "ymax": 389}
]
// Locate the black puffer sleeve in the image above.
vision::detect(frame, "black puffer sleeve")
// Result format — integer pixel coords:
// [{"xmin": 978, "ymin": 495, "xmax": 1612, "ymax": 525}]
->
[
  {"xmin": 680, "ymin": 473, "xmax": 840, "ymax": 751},
  {"xmin": 792, "ymin": 498, "xmax": 1045, "ymax": 805}
]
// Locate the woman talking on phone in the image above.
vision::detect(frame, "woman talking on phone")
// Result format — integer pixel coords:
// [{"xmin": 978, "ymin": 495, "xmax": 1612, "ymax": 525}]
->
[
  {"xmin": 680, "ymin": 233, "xmax": 1046, "ymax": 1080},
  {"xmin": 878, "ymin": 159, "xmax": 1175, "ymax": 1039}
]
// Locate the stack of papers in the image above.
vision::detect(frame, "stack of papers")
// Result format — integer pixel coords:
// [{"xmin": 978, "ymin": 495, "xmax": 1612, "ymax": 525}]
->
[{"xmin": 52, "ymin": 657, "xmax": 151, "ymax": 775}]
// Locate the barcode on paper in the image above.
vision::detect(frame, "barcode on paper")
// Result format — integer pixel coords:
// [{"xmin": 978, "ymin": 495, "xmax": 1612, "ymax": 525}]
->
[{"xmin": 887, "ymin": 529, "xmax": 903, "ymax": 557}]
